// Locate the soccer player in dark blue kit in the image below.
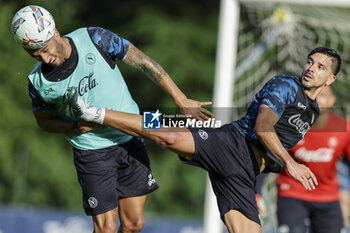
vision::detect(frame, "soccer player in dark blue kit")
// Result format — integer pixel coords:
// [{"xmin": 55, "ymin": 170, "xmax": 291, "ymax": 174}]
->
[
  {"xmin": 65, "ymin": 47, "xmax": 341, "ymax": 233},
  {"xmin": 11, "ymin": 5, "xmax": 213, "ymax": 233}
]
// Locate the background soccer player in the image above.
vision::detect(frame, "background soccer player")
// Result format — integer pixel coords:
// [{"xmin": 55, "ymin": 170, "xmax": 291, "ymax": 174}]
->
[{"xmin": 276, "ymin": 85, "xmax": 350, "ymax": 233}]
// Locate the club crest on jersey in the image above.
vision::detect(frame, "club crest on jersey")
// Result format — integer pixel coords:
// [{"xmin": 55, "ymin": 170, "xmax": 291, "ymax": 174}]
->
[
  {"xmin": 328, "ymin": 136, "xmax": 338, "ymax": 147},
  {"xmin": 198, "ymin": 129, "xmax": 208, "ymax": 140},
  {"xmin": 85, "ymin": 53, "xmax": 96, "ymax": 65},
  {"xmin": 88, "ymin": 197, "xmax": 98, "ymax": 208}
]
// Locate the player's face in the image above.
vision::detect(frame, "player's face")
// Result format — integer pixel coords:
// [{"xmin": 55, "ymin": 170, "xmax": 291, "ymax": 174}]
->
[
  {"xmin": 25, "ymin": 31, "xmax": 69, "ymax": 66},
  {"xmin": 301, "ymin": 53, "xmax": 335, "ymax": 90}
]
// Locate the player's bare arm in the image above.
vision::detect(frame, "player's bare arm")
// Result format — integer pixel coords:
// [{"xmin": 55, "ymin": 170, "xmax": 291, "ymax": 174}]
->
[
  {"xmin": 254, "ymin": 104, "xmax": 318, "ymax": 190},
  {"xmin": 123, "ymin": 43, "xmax": 213, "ymax": 121},
  {"xmin": 33, "ymin": 110, "xmax": 98, "ymax": 134}
]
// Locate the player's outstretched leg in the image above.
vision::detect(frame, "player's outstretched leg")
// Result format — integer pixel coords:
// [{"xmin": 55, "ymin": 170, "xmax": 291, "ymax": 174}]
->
[{"xmin": 64, "ymin": 87, "xmax": 196, "ymax": 159}]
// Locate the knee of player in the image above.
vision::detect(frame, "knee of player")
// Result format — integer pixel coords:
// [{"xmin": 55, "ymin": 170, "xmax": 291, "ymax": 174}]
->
[{"xmin": 121, "ymin": 215, "xmax": 145, "ymax": 232}]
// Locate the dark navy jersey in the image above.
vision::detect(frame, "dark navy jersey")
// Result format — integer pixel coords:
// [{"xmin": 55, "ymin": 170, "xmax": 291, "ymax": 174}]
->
[
  {"xmin": 233, "ymin": 75, "xmax": 319, "ymax": 170},
  {"xmin": 28, "ymin": 27, "xmax": 129, "ymax": 112}
]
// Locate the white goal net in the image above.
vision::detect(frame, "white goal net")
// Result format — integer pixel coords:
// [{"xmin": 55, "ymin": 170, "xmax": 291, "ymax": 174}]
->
[{"xmin": 234, "ymin": 2, "xmax": 350, "ymax": 117}]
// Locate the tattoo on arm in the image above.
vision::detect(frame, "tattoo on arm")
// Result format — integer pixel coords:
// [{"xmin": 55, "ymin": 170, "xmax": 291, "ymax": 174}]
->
[{"xmin": 123, "ymin": 43, "xmax": 168, "ymax": 82}]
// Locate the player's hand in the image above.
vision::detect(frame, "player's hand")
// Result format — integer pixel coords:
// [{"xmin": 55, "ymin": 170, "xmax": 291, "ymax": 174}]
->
[
  {"xmin": 178, "ymin": 98, "xmax": 213, "ymax": 121},
  {"xmin": 286, "ymin": 160, "xmax": 318, "ymax": 190}
]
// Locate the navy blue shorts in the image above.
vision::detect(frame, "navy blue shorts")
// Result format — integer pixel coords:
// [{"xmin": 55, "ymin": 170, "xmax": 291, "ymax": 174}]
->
[
  {"xmin": 73, "ymin": 137, "xmax": 159, "ymax": 216},
  {"xmin": 277, "ymin": 197, "xmax": 344, "ymax": 233},
  {"xmin": 188, "ymin": 123, "xmax": 261, "ymax": 224}
]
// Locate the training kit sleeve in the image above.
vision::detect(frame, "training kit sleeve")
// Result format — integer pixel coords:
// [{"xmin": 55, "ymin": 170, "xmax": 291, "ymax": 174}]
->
[
  {"xmin": 87, "ymin": 27, "xmax": 130, "ymax": 61},
  {"xmin": 258, "ymin": 75, "xmax": 299, "ymax": 117}
]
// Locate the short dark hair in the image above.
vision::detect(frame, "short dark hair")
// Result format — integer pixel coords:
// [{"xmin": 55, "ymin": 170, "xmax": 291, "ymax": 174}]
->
[{"xmin": 308, "ymin": 47, "xmax": 341, "ymax": 75}]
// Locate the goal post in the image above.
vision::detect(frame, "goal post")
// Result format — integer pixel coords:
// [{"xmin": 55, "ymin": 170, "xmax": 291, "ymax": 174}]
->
[
  {"xmin": 206, "ymin": 0, "xmax": 350, "ymax": 232},
  {"xmin": 203, "ymin": 1, "xmax": 239, "ymax": 232}
]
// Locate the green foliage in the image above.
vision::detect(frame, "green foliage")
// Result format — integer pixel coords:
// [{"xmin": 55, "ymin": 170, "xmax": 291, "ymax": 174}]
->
[
  {"xmin": 0, "ymin": 1, "xmax": 82, "ymax": 211},
  {"xmin": 120, "ymin": 6, "xmax": 217, "ymax": 108},
  {"xmin": 1, "ymin": 0, "xmax": 218, "ymax": 218}
]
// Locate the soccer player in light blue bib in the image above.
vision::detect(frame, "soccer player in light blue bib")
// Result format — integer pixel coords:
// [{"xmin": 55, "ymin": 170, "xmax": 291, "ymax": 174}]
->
[{"xmin": 11, "ymin": 5, "xmax": 212, "ymax": 233}]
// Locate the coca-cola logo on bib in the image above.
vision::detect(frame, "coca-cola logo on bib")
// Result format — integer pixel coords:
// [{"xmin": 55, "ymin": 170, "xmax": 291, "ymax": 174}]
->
[{"xmin": 288, "ymin": 114, "xmax": 310, "ymax": 137}]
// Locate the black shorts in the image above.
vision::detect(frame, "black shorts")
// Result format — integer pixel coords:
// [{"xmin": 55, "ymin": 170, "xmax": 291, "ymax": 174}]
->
[
  {"xmin": 73, "ymin": 137, "xmax": 159, "ymax": 216},
  {"xmin": 188, "ymin": 123, "xmax": 261, "ymax": 224},
  {"xmin": 277, "ymin": 197, "xmax": 344, "ymax": 233}
]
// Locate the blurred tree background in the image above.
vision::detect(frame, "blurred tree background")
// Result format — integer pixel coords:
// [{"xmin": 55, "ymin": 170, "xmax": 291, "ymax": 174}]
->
[{"xmin": 0, "ymin": 0, "xmax": 219, "ymax": 218}]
